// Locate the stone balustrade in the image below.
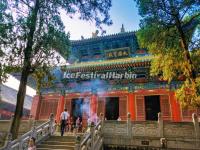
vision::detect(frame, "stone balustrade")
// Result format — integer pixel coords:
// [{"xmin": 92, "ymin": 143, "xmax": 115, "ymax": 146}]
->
[
  {"xmin": 79, "ymin": 112, "xmax": 199, "ymax": 149},
  {"xmin": 0, "ymin": 113, "xmax": 55, "ymax": 150},
  {"xmin": 103, "ymin": 112, "xmax": 200, "ymax": 150},
  {"xmin": 0, "ymin": 116, "xmax": 46, "ymax": 147},
  {"xmin": 76, "ymin": 113, "xmax": 104, "ymax": 150},
  {"xmin": 1, "ymin": 112, "xmax": 199, "ymax": 150}
]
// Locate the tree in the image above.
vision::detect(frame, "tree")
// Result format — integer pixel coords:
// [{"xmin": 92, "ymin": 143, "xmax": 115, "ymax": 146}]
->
[
  {"xmin": 135, "ymin": 0, "xmax": 200, "ymax": 107},
  {"xmin": 0, "ymin": 0, "xmax": 13, "ymax": 82},
  {"xmin": 0, "ymin": 0, "xmax": 112, "ymax": 139}
]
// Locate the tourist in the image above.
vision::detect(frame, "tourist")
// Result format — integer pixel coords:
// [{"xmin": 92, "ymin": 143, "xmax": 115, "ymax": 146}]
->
[
  {"xmin": 117, "ymin": 116, "xmax": 121, "ymax": 121},
  {"xmin": 198, "ymin": 113, "xmax": 200, "ymax": 122},
  {"xmin": 60, "ymin": 108, "xmax": 69, "ymax": 136},
  {"xmin": 68, "ymin": 116, "xmax": 73, "ymax": 132},
  {"xmin": 75, "ymin": 117, "xmax": 82, "ymax": 132},
  {"xmin": 93, "ymin": 114, "xmax": 100, "ymax": 125},
  {"xmin": 28, "ymin": 137, "xmax": 36, "ymax": 150},
  {"xmin": 87, "ymin": 117, "xmax": 91, "ymax": 126}
]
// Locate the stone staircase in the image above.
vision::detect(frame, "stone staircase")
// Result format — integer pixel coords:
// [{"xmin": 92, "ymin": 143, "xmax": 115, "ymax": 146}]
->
[{"xmin": 37, "ymin": 135, "xmax": 76, "ymax": 150}]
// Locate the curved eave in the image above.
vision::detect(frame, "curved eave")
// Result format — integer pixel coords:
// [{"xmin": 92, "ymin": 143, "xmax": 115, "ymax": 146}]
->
[{"xmin": 64, "ymin": 56, "xmax": 152, "ymax": 72}]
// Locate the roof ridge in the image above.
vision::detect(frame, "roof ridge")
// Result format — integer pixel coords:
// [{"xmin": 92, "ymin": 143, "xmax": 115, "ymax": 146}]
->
[{"xmin": 71, "ymin": 31, "xmax": 136, "ymax": 44}]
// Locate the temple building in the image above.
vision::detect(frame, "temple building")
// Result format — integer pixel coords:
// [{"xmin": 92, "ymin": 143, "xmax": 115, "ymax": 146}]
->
[
  {"xmin": 30, "ymin": 29, "xmax": 199, "ymax": 125},
  {"xmin": 0, "ymin": 84, "xmax": 31, "ymax": 119}
]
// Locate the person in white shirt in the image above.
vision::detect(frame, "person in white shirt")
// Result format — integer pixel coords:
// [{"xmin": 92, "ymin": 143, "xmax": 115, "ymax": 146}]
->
[
  {"xmin": 60, "ymin": 108, "xmax": 69, "ymax": 136},
  {"xmin": 117, "ymin": 116, "xmax": 121, "ymax": 121},
  {"xmin": 87, "ymin": 117, "xmax": 91, "ymax": 127}
]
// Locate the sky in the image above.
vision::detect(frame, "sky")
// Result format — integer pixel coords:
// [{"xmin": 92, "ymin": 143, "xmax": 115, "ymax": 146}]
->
[{"xmin": 61, "ymin": 0, "xmax": 141, "ymax": 40}]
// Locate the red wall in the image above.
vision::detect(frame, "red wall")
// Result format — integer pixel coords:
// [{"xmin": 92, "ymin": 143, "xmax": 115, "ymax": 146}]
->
[
  {"xmin": 31, "ymin": 89, "xmax": 199, "ymax": 122},
  {"xmin": 31, "ymin": 93, "xmax": 60, "ymax": 120}
]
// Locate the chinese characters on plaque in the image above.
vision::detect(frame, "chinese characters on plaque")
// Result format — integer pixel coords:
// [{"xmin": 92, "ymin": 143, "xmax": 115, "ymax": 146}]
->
[{"xmin": 106, "ymin": 48, "xmax": 130, "ymax": 59}]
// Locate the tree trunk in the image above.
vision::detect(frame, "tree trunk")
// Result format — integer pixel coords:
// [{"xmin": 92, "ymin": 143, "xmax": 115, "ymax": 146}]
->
[
  {"xmin": 10, "ymin": 0, "xmax": 39, "ymax": 139},
  {"xmin": 10, "ymin": 67, "xmax": 29, "ymax": 139},
  {"xmin": 174, "ymin": 15, "xmax": 196, "ymax": 79}
]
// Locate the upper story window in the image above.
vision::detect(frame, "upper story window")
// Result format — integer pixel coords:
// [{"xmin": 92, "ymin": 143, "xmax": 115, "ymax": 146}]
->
[
  {"xmin": 80, "ymin": 49, "xmax": 88, "ymax": 56},
  {"xmin": 93, "ymin": 47, "xmax": 101, "ymax": 55},
  {"xmin": 112, "ymin": 42, "xmax": 120, "ymax": 49},
  {"xmin": 125, "ymin": 41, "xmax": 130, "ymax": 47},
  {"xmin": 121, "ymin": 40, "xmax": 130, "ymax": 47},
  {"xmin": 104, "ymin": 43, "xmax": 111, "ymax": 50},
  {"xmin": 136, "ymin": 74, "xmax": 146, "ymax": 78}
]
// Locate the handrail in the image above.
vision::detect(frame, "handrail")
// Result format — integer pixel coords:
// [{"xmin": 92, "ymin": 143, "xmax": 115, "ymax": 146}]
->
[
  {"xmin": 94, "ymin": 121, "xmax": 101, "ymax": 130},
  {"xmin": 78, "ymin": 120, "xmax": 103, "ymax": 150},
  {"xmin": 80, "ymin": 133, "xmax": 91, "ymax": 146},
  {"xmin": 80, "ymin": 121, "xmax": 101, "ymax": 146},
  {"xmin": 0, "ymin": 113, "xmax": 55, "ymax": 150}
]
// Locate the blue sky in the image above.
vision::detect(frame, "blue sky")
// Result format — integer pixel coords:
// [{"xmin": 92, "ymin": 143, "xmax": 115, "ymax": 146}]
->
[{"xmin": 61, "ymin": 0, "xmax": 141, "ymax": 40}]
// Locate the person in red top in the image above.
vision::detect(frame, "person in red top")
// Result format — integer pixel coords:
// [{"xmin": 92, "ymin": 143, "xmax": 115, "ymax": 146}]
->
[{"xmin": 67, "ymin": 116, "xmax": 73, "ymax": 132}]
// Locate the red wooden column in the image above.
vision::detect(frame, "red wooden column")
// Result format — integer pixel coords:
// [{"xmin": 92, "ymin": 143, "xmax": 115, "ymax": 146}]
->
[
  {"xmin": 128, "ymin": 92, "xmax": 136, "ymax": 121},
  {"xmin": 30, "ymin": 94, "xmax": 41, "ymax": 120},
  {"xmin": 135, "ymin": 95, "xmax": 145, "ymax": 121},
  {"xmin": 56, "ymin": 94, "xmax": 65, "ymax": 123},
  {"xmin": 169, "ymin": 91, "xmax": 181, "ymax": 122},
  {"xmin": 90, "ymin": 94, "xmax": 97, "ymax": 119},
  {"xmin": 160, "ymin": 95, "xmax": 171, "ymax": 121}
]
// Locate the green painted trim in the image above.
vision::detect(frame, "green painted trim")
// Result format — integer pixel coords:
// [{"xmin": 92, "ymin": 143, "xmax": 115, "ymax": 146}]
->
[{"xmin": 65, "ymin": 55, "xmax": 153, "ymax": 70}]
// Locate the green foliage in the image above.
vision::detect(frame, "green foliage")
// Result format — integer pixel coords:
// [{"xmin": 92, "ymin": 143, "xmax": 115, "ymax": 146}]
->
[
  {"xmin": 0, "ymin": 0, "xmax": 112, "ymax": 139},
  {"xmin": 0, "ymin": 0, "xmax": 14, "ymax": 83},
  {"xmin": 135, "ymin": 0, "xmax": 200, "ymax": 108},
  {"xmin": 176, "ymin": 77, "xmax": 200, "ymax": 108},
  {"xmin": 32, "ymin": 66, "xmax": 56, "ymax": 94},
  {"xmin": 0, "ymin": 0, "xmax": 113, "ymax": 87}
]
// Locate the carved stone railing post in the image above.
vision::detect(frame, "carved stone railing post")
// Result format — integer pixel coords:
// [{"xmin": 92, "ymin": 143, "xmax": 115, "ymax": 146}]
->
[
  {"xmin": 19, "ymin": 138, "xmax": 23, "ymax": 150},
  {"xmin": 8, "ymin": 115, "xmax": 14, "ymax": 138},
  {"xmin": 49, "ymin": 113, "xmax": 55, "ymax": 135},
  {"xmin": 158, "ymin": 112, "xmax": 164, "ymax": 137},
  {"xmin": 31, "ymin": 121, "xmax": 37, "ymax": 139},
  {"xmin": 5, "ymin": 133, "xmax": 12, "ymax": 150},
  {"xmin": 127, "ymin": 112, "xmax": 132, "ymax": 137},
  {"xmin": 75, "ymin": 135, "xmax": 81, "ymax": 150},
  {"xmin": 99, "ymin": 113, "xmax": 104, "ymax": 139},
  {"xmin": 90, "ymin": 122, "xmax": 95, "ymax": 149},
  {"xmin": 28, "ymin": 114, "xmax": 34, "ymax": 130},
  {"xmin": 192, "ymin": 113, "xmax": 200, "ymax": 148},
  {"xmin": 100, "ymin": 113, "xmax": 104, "ymax": 128}
]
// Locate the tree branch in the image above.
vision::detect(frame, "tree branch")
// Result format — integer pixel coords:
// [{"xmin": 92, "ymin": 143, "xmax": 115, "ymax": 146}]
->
[
  {"xmin": 20, "ymin": 0, "xmax": 33, "ymax": 9},
  {"xmin": 182, "ymin": 12, "xmax": 200, "ymax": 29}
]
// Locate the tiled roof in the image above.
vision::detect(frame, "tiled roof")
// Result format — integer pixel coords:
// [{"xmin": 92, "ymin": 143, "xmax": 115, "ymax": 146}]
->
[
  {"xmin": 0, "ymin": 84, "xmax": 32, "ymax": 109},
  {"xmin": 64, "ymin": 55, "xmax": 152, "ymax": 70},
  {"xmin": 11, "ymin": 73, "xmax": 36, "ymax": 89}
]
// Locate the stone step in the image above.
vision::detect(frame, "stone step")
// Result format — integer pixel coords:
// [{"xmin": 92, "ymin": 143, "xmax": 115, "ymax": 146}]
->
[
  {"xmin": 42, "ymin": 141, "xmax": 75, "ymax": 145},
  {"xmin": 36, "ymin": 134, "xmax": 79, "ymax": 150},
  {"xmin": 37, "ymin": 148, "xmax": 73, "ymax": 150},
  {"xmin": 49, "ymin": 135, "xmax": 76, "ymax": 138},
  {"xmin": 47, "ymin": 137, "xmax": 76, "ymax": 141},
  {"xmin": 37, "ymin": 144, "xmax": 75, "ymax": 149},
  {"xmin": 47, "ymin": 137, "xmax": 76, "ymax": 142}
]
